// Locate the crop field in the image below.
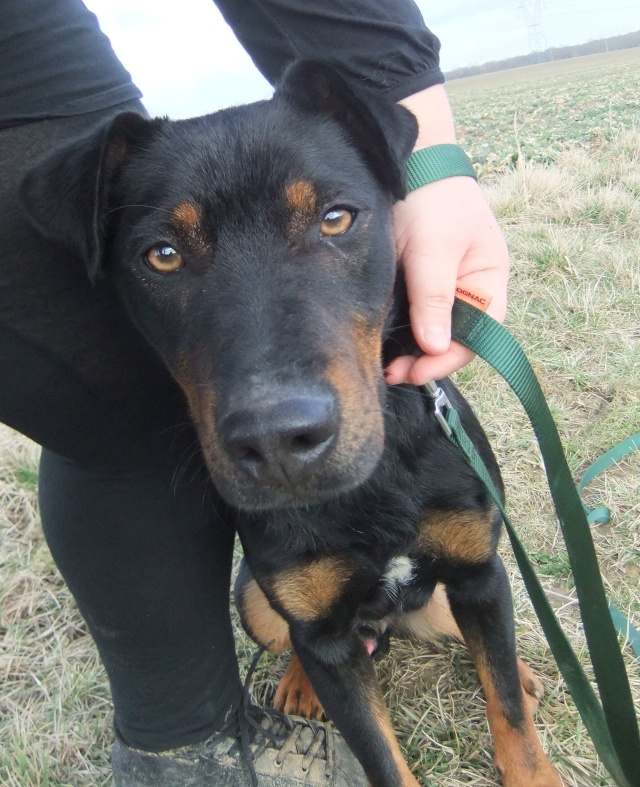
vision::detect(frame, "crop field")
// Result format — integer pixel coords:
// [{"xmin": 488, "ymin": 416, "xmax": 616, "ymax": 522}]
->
[
  {"xmin": 448, "ymin": 48, "xmax": 640, "ymax": 176},
  {"xmin": 1, "ymin": 50, "xmax": 639, "ymax": 786}
]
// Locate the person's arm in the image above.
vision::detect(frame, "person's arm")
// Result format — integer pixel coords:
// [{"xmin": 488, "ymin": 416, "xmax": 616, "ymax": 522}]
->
[
  {"xmin": 387, "ymin": 83, "xmax": 510, "ymax": 383},
  {"xmin": 213, "ymin": 0, "xmax": 445, "ymax": 98}
]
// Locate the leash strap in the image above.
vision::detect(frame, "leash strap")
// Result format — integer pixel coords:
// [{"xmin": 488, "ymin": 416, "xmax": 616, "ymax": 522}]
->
[
  {"xmin": 578, "ymin": 432, "xmax": 640, "ymax": 661},
  {"xmin": 444, "ymin": 297, "xmax": 640, "ymax": 787},
  {"xmin": 578, "ymin": 431, "xmax": 640, "ymax": 524}
]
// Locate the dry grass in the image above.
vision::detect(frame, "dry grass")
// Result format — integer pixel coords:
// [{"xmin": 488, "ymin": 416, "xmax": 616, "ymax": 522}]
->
[
  {"xmin": 1, "ymin": 110, "xmax": 639, "ymax": 787},
  {"xmin": 0, "ymin": 431, "xmax": 113, "ymax": 787}
]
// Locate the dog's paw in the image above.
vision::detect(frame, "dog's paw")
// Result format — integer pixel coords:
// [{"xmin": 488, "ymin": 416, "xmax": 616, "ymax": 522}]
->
[{"xmin": 274, "ymin": 654, "xmax": 326, "ymax": 721}]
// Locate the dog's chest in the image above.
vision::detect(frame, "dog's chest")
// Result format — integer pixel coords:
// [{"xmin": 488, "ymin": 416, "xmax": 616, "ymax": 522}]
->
[
  {"xmin": 381, "ymin": 555, "xmax": 415, "ymax": 597},
  {"xmin": 358, "ymin": 554, "xmax": 423, "ymax": 620}
]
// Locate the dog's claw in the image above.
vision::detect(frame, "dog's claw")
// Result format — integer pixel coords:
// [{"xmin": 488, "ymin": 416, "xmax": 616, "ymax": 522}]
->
[{"xmin": 274, "ymin": 654, "xmax": 326, "ymax": 721}]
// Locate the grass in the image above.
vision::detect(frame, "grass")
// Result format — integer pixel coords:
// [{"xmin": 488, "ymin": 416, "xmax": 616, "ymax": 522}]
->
[
  {"xmin": 0, "ymin": 432, "xmax": 113, "ymax": 787},
  {"xmin": 1, "ymin": 53, "xmax": 639, "ymax": 785}
]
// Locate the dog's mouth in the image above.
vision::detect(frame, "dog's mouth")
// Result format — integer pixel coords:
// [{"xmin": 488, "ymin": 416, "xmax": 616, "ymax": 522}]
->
[{"xmin": 206, "ymin": 442, "xmax": 383, "ymax": 510}]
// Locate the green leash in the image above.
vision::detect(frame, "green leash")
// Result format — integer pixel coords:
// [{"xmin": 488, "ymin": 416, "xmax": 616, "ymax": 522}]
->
[
  {"xmin": 440, "ymin": 298, "xmax": 640, "ymax": 787},
  {"xmin": 578, "ymin": 432, "xmax": 640, "ymax": 662},
  {"xmin": 578, "ymin": 432, "xmax": 640, "ymax": 525},
  {"xmin": 406, "ymin": 144, "xmax": 639, "ymax": 785},
  {"xmin": 406, "ymin": 144, "xmax": 638, "ymax": 784}
]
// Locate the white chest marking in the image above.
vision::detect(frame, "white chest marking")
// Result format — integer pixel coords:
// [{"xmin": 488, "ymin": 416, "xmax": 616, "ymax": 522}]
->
[{"xmin": 382, "ymin": 556, "xmax": 415, "ymax": 589}]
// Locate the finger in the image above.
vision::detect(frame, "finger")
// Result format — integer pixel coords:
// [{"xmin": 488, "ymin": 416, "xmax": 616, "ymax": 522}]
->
[
  {"xmin": 407, "ymin": 342, "xmax": 475, "ymax": 383},
  {"xmin": 384, "ymin": 355, "xmax": 417, "ymax": 385},
  {"xmin": 386, "ymin": 342, "xmax": 475, "ymax": 385},
  {"xmin": 402, "ymin": 244, "xmax": 458, "ymax": 356}
]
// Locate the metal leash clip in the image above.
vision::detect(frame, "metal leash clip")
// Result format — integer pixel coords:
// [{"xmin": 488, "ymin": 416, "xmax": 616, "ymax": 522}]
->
[{"xmin": 424, "ymin": 380, "xmax": 453, "ymax": 437}]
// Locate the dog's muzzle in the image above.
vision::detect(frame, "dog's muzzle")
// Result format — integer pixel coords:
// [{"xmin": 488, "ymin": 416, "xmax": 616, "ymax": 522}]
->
[{"xmin": 218, "ymin": 391, "xmax": 339, "ymax": 488}]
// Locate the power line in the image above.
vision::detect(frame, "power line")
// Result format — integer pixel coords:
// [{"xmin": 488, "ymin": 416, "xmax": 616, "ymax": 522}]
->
[{"xmin": 519, "ymin": 0, "xmax": 548, "ymax": 58}]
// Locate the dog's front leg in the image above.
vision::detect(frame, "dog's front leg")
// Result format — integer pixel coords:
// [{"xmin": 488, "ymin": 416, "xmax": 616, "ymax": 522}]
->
[
  {"xmin": 290, "ymin": 623, "xmax": 419, "ymax": 787},
  {"xmin": 260, "ymin": 556, "xmax": 418, "ymax": 786},
  {"xmin": 445, "ymin": 556, "xmax": 564, "ymax": 787}
]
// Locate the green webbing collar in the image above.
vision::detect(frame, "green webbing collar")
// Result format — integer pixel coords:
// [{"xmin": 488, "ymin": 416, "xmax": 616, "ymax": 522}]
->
[
  {"xmin": 441, "ymin": 299, "xmax": 640, "ymax": 786},
  {"xmin": 406, "ymin": 144, "xmax": 477, "ymax": 191}
]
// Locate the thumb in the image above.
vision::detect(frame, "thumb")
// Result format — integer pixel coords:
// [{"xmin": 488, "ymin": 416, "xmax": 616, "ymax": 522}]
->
[{"xmin": 402, "ymin": 243, "xmax": 458, "ymax": 356}]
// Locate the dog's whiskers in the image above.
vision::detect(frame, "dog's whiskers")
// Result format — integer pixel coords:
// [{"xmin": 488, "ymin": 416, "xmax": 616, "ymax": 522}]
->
[
  {"xmin": 107, "ymin": 204, "xmax": 174, "ymax": 215},
  {"xmin": 169, "ymin": 437, "xmax": 205, "ymax": 493}
]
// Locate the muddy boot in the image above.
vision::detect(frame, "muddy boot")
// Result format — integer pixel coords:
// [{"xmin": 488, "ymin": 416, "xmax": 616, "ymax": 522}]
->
[{"xmin": 111, "ymin": 704, "xmax": 368, "ymax": 786}]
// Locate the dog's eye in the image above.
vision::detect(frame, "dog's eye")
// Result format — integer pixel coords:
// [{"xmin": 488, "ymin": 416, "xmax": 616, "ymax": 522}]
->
[
  {"xmin": 145, "ymin": 244, "xmax": 185, "ymax": 274},
  {"xmin": 320, "ymin": 208, "xmax": 354, "ymax": 236}
]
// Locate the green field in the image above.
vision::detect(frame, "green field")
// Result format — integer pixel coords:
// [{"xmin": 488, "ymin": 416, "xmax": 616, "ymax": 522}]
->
[
  {"xmin": 1, "ymin": 51, "xmax": 639, "ymax": 786},
  {"xmin": 448, "ymin": 48, "xmax": 640, "ymax": 176}
]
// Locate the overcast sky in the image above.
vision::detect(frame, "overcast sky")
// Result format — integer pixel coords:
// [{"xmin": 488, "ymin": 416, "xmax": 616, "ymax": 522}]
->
[{"xmin": 85, "ymin": 0, "xmax": 640, "ymax": 118}]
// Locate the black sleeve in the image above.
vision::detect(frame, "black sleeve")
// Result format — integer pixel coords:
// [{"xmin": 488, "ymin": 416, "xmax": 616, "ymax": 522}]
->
[
  {"xmin": 0, "ymin": 0, "xmax": 141, "ymax": 127},
  {"xmin": 213, "ymin": 0, "xmax": 444, "ymax": 101}
]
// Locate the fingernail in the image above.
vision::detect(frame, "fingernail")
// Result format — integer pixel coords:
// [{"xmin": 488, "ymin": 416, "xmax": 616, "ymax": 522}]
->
[{"xmin": 422, "ymin": 324, "xmax": 449, "ymax": 351}]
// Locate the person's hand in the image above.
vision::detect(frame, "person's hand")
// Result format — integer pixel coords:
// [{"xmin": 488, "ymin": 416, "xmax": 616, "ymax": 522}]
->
[{"xmin": 385, "ymin": 174, "xmax": 509, "ymax": 385}]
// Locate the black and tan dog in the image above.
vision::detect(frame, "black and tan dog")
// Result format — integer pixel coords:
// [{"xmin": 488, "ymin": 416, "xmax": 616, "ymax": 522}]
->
[{"xmin": 22, "ymin": 62, "xmax": 563, "ymax": 787}]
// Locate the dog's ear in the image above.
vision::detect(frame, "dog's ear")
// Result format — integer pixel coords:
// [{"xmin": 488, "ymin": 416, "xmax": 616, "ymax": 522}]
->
[
  {"xmin": 275, "ymin": 61, "xmax": 418, "ymax": 200},
  {"xmin": 20, "ymin": 112, "xmax": 164, "ymax": 281}
]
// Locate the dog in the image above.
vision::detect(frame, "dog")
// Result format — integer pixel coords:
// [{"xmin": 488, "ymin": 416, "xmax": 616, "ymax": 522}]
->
[{"xmin": 22, "ymin": 61, "xmax": 563, "ymax": 787}]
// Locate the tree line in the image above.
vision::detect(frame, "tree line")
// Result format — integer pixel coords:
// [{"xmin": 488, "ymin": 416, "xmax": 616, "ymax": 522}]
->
[{"xmin": 446, "ymin": 29, "xmax": 640, "ymax": 80}]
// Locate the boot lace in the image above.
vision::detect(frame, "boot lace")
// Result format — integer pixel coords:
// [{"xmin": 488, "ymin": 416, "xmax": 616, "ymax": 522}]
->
[{"xmin": 229, "ymin": 645, "xmax": 333, "ymax": 786}]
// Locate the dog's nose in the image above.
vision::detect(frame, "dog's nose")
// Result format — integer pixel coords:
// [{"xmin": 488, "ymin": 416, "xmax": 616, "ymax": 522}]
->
[{"xmin": 219, "ymin": 394, "xmax": 339, "ymax": 486}]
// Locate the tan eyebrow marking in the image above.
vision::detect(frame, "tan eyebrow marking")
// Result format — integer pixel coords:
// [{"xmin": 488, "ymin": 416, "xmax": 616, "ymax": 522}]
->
[
  {"xmin": 172, "ymin": 202, "xmax": 201, "ymax": 230},
  {"xmin": 170, "ymin": 202, "xmax": 212, "ymax": 255},
  {"xmin": 285, "ymin": 180, "xmax": 319, "ymax": 241},
  {"xmin": 285, "ymin": 180, "xmax": 318, "ymax": 213}
]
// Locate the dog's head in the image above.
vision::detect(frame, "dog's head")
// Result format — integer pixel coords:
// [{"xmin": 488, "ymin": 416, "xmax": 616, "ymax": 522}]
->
[{"xmin": 22, "ymin": 62, "xmax": 417, "ymax": 509}]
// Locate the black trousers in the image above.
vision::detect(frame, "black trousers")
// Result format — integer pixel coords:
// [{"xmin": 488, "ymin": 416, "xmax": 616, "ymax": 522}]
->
[{"xmin": 0, "ymin": 104, "xmax": 242, "ymax": 751}]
